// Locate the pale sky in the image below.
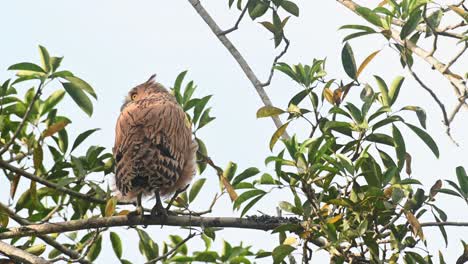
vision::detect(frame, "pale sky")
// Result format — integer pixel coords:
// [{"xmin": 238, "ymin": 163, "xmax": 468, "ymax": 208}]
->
[{"xmin": 0, "ymin": 0, "xmax": 467, "ymax": 263}]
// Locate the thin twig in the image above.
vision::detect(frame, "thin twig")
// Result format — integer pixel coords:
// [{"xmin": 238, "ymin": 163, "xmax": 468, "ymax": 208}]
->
[
  {"xmin": 0, "ymin": 81, "xmax": 44, "ymax": 156},
  {"xmin": 261, "ymin": 36, "xmax": 290, "ymax": 87},
  {"xmin": 145, "ymin": 232, "xmax": 197, "ymax": 264},
  {"xmin": 218, "ymin": 0, "xmax": 251, "ymax": 35},
  {"xmin": 0, "ymin": 159, "xmax": 108, "ymax": 204},
  {"xmin": 187, "ymin": 0, "xmax": 289, "ymax": 136},
  {"xmin": 442, "ymin": 41, "xmax": 467, "ymax": 73}
]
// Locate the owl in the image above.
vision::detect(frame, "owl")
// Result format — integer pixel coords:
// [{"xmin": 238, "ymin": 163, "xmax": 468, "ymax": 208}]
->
[{"xmin": 113, "ymin": 74, "xmax": 197, "ymax": 216}]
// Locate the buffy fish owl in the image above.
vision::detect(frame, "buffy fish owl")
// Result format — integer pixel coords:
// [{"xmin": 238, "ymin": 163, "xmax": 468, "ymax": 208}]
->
[{"xmin": 113, "ymin": 74, "xmax": 197, "ymax": 216}]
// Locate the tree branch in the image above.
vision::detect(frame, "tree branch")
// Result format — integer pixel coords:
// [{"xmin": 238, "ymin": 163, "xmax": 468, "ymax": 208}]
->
[
  {"xmin": 420, "ymin": 221, "xmax": 468, "ymax": 227},
  {"xmin": 0, "ymin": 240, "xmax": 51, "ymax": 264},
  {"xmin": 217, "ymin": 0, "xmax": 250, "ymax": 35},
  {"xmin": 0, "ymin": 202, "xmax": 91, "ymax": 264},
  {"xmin": 187, "ymin": 0, "xmax": 289, "ymax": 136},
  {"xmin": 0, "ymin": 215, "xmax": 301, "ymax": 239},
  {"xmin": 0, "ymin": 159, "xmax": 107, "ymax": 205}
]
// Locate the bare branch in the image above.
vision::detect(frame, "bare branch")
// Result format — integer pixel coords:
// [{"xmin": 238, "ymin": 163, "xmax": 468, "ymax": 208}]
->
[
  {"xmin": 0, "ymin": 241, "xmax": 51, "ymax": 264},
  {"xmin": 261, "ymin": 36, "xmax": 290, "ymax": 87},
  {"xmin": 0, "ymin": 215, "xmax": 301, "ymax": 239},
  {"xmin": 218, "ymin": 0, "xmax": 250, "ymax": 35},
  {"xmin": 145, "ymin": 232, "xmax": 197, "ymax": 264},
  {"xmin": 420, "ymin": 221, "xmax": 468, "ymax": 227},
  {"xmin": 187, "ymin": 0, "xmax": 289, "ymax": 136},
  {"xmin": 442, "ymin": 41, "xmax": 467, "ymax": 73}
]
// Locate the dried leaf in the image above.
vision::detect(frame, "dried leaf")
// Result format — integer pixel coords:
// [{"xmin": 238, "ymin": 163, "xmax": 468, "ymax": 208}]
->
[
  {"xmin": 357, "ymin": 50, "xmax": 380, "ymax": 78},
  {"xmin": 105, "ymin": 197, "xmax": 117, "ymax": 217},
  {"xmin": 429, "ymin": 180, "xmax": 442, "ymax": 199},
  {"xmin": 43, "ymin": 120, "xmax": 70, "ymax": 137},
  {"xmin": 327, "ymin": 214, "xmax": 343, "ymax": 224},
  {"xmin": 10, "ymin": 173, "xmax": 21, "ymax": 199},
  {"xmin": 405, "ymin": 211, "xmax": 424, "ymax": 240},
  {"xmin": 222, "ymin": 176, "xmax": 238, "ymax": 201},
  {"xmin": 333, "ymin": 88, "xmax": 343, "ymax": 105},
  {"xmin": 405, "ymin": 153, "xmax": 412, "ymax": 175},
  {"xmin": 323, "ymin": 88, "xmax": 334, "ymax": 104}
]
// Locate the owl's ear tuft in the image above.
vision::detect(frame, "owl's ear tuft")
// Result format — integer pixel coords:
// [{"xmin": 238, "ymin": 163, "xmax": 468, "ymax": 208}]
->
[{"xmin": 146, "ymin": 74, "xmax": 157, "ymax": 84}]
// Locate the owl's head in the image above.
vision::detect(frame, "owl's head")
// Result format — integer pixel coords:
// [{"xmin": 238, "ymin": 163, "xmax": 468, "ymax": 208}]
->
[{"xmin": 121, "ymin": 74, "xmax": 168, "ymax": 111}]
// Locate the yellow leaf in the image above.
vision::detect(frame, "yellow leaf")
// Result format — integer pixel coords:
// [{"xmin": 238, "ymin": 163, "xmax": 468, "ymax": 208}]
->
[
  {"xmin": 283, "ymin": 236, "xmax": 298, "ymax": 246},
  {"xmin": 405, "ymin": 211, "xmax": 424, "ymax": 240},
  {"xmin": 378, "ymin": 0, "xmax": 389, "ymax": 6},
  {"xmin": 117, "ymin": 210, "xmax": 130, "ymax": 216},
  {"xmin": 323, "ymin": 88, "xmax": 334, "ymax": 104},
  {"xmin": 105, "ymin": 197, "xmax": 117, "ymax": 217},
  {"xmin": 269, "ymin": 122, "xmax": 290, "ymax": 151},
  {"xmin": 222, "ymin": 176, "xmax": 238, "ymax": 201},
  {"xmin": 43, "ymin": 120, "xmax": 70, "ymax": 137},
  {"xmin": 333, "ymin": 88, "xmax": 343, "ymax": 105},
  {"xmin": 384, "ymin": 187, "xmax": 393, "ymax": 198},
  {"xmin": 357, "ymin": 50, "xmax": 381, "ymax": 78},
  {"xmin": 449, "ymin": 5, "xmax": 468, "ymax": 22},
  {"xmin": 326, "ymin": 214, "xmax": 343, "ymax": 224}
]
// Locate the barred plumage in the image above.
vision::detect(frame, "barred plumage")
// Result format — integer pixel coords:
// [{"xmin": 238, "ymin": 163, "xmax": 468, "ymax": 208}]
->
[{"xmin": 113, "ymin": 75, "xmax": 197, "ymax": 215}]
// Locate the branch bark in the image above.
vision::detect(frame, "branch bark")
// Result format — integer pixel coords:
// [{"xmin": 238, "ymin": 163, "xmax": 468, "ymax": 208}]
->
[
  {"xmin": 0, "ymin": 215, "xmax": 300, "ymax": 240},
  {"xmin": 187, "ymin": 0, "xmax": 289, "ymax": 137},
  {"xmin": 0, "ymin": 202, "xmax": 91, "ymax": 264},
  {"xmin": 0, "ymin": 241, "xmax": 51, "ymax": 264}
]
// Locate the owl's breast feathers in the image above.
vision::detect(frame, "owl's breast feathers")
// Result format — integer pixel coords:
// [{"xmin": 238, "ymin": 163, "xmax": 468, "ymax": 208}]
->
[{"xmin": 113, "ymin": 93, "xmax": 197, "ymax": 200}]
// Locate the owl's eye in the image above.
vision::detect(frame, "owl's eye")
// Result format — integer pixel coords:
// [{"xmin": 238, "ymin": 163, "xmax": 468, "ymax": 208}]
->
[{"xmin": 131, "ymin": 93, "xmax": 137, "ymax": 100}]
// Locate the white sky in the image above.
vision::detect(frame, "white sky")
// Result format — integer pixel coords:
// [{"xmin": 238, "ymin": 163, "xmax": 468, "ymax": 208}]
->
[{"xmin": 0, "ymin": 0, "xmax": 467, "ymax": 263}]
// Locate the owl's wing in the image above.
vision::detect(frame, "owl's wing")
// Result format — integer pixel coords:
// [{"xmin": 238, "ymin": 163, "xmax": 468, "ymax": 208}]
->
[{"xmin": 113, "ymin": 97, "xmax": 193, "ymax": 197}]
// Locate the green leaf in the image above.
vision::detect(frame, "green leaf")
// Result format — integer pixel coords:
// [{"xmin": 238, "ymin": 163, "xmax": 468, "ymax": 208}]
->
[
  {"xmin": 87, "ymin": 235, "xmax": 102, "ymax": 261},
  {"xmin": 189, "ymin": 178, "xmax": 206, "ymax": 202},
  {"xmin": 233, "ymin": 189, "xmax": 265, "ymax": 210},
  {"xmin": 400, "ymin": 10, "xmax": 422, "ymax": 39},
  {"xmin": 50, "ymin": 57, "xmax": 63, "ymax": 72},
  {"xmin": 355, "ymin": 7, "xmax": 383, "ymax": 27},
  {"xmin": 374, "ymin": 75, "xmax": 390, "ymax": 107},
  {"xmin": 456, "ymin": 166, "xmax": 468, "ymax": 195},
  {"xmin": 63, "ymin": 76, "xmax": 97, "ymax": 99},
  {"xmin": 366, "ymin": 133, "xmax": 394, "ymax": 146},
  {"xmin": 272, "ymin": 245, "xmax": 295, "ymax": 264},
  {"xmin": 38, "ymin": 45, "xmax": 51, "ymax": 72},
  {"xmin": 341, "ymin": 42, "xmax": 357, "ymax": 80},
  {"xmin": 71, "ymin": 128, "xmax": 100, "ymax": 152},
  {"xmin": 270, "ymin": 121, "xmax": 290, "ymax": 151},
  {"xmin": 62, "ymin": 82, "xmax": 93, "ymax": 116},
  {"xmin": 110, "ymin": 232, "xmax": 123, "ymax": 259},
  {"xmin": 392, "ymin": 125, "xmax": 406, "ymax": 170},
  {"xmin": 345, "ymin": 103, "xmax": 363, "ymax": 123},
  {"xmin": 241, "ymin": 194, "xmax": 264, "ymax": 217},
  {"xmin": 425, "ymin": 10, "xmax": 443, "ymax": 37},
  {"xmin": 339, "ymin": 24, "xmax": 376, "ymax": 32},
  {"xmin": 388, "ymin": 76, "xmax": 404, "ymax": 106},
  {"xmin": 405, "ymin": 123, "xmax": 439, "ymax": 158},
  {"xmin": 41, "ymin": 90, "xmax": 65, "ymax": 115},
  {"xmin": 256, "ymin": 105, "xmax": 285, "ymax": 118},
  {"xmin": 401, "ymin": 106, "xmax": 426, "ymax": 128},
  {"xmin": 137, "ymin": 229, "xmax": 159, "ymax": 261},
  {"xmin": 280, "ymin": 0, "xmax": 299, "ymax": 16},
  {"xmin": 249, "ymin": 1, "xmax": 269, "ymax": 19},
  {"xmin": 8, "ymin": 62, "xmax": 45, "ymax": 73},
  {"xmin": 232, "ymin": 167, "xmax": 260, "ymax": 186}
]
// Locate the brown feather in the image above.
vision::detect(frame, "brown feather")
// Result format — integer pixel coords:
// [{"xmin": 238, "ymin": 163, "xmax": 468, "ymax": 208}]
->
[{"xmin": 113, "ymin": 77, "xmax": 197, "ymax": 201}]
